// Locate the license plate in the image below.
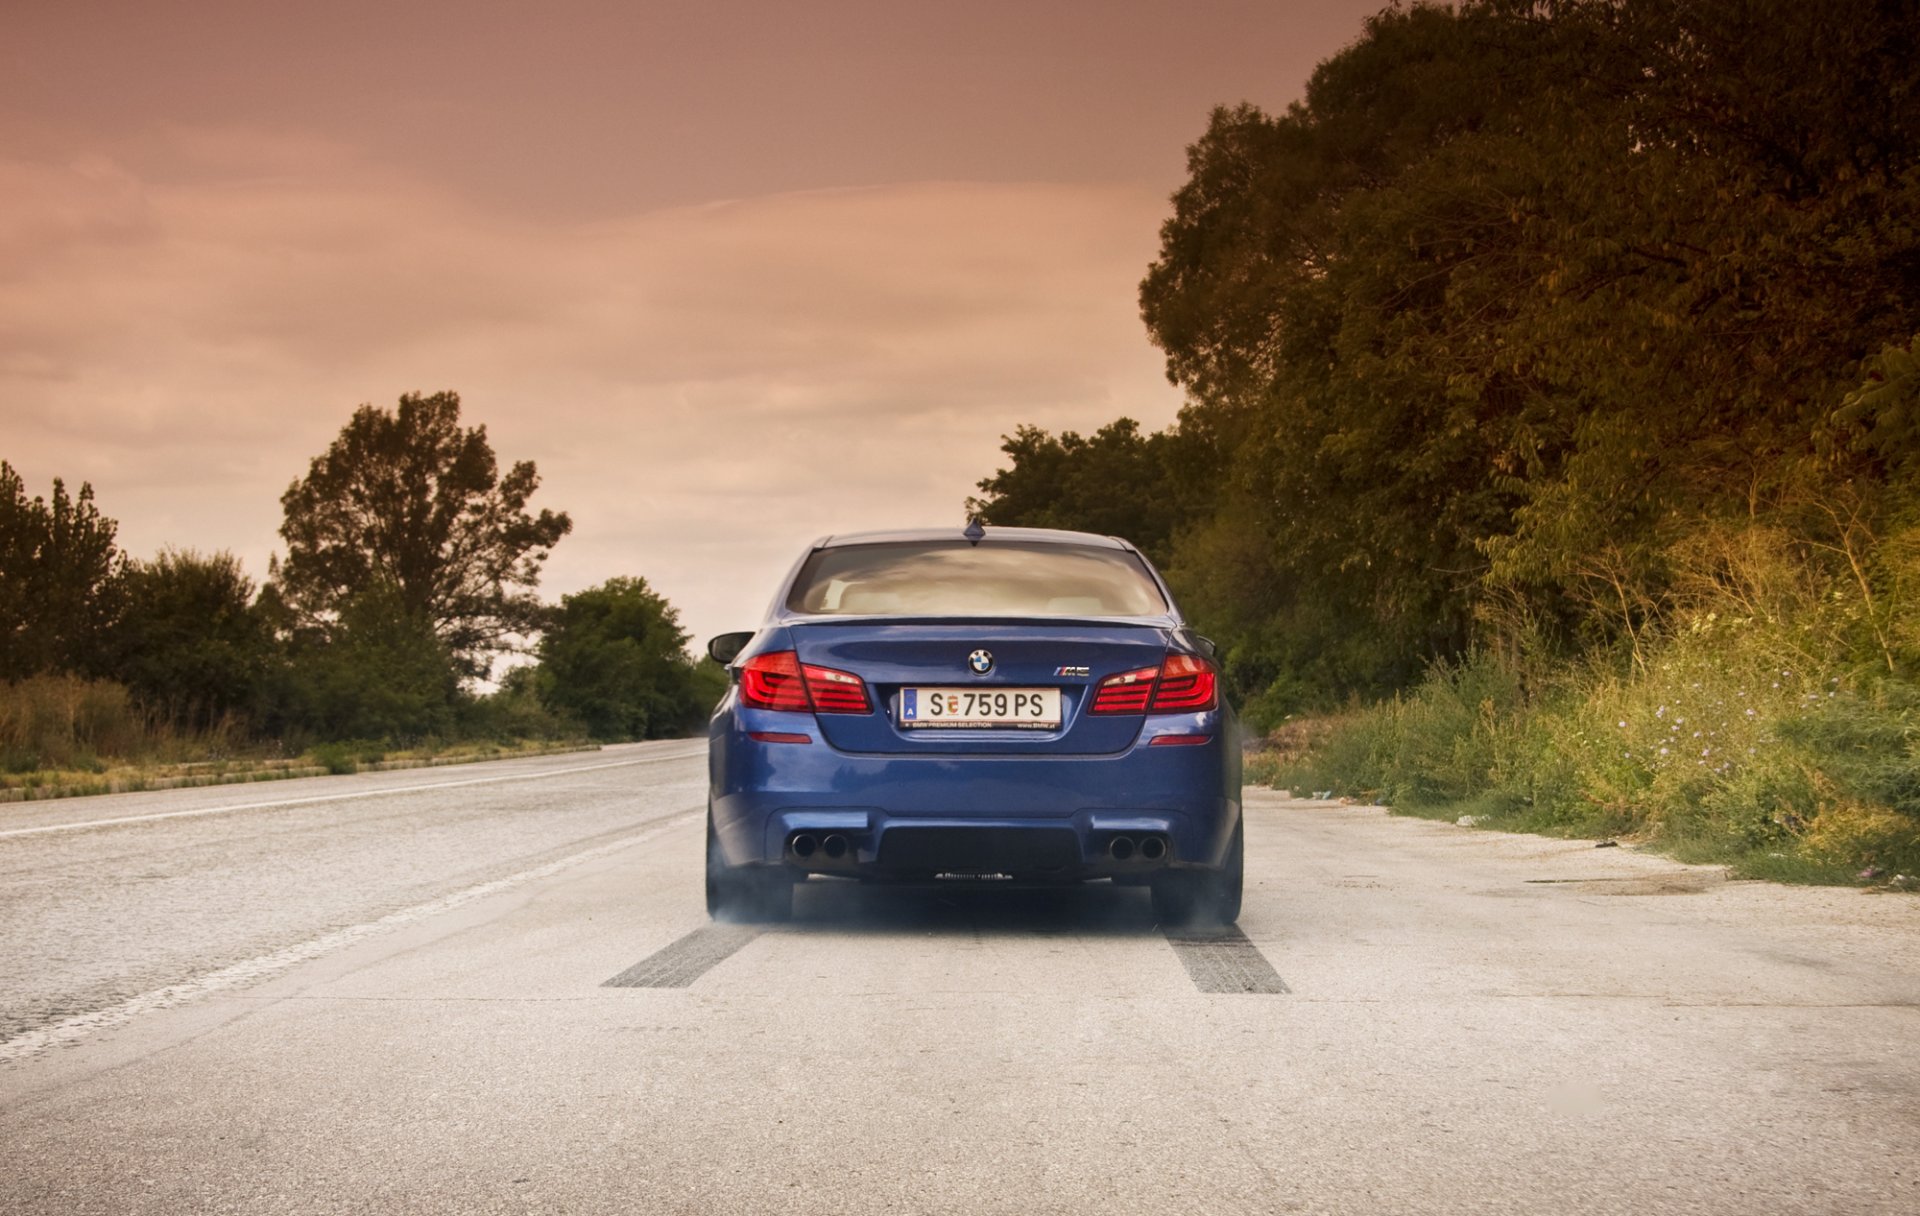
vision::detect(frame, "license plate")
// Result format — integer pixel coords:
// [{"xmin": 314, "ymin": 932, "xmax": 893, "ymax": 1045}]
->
[{"xmin": 899, "ymin": 687, "xmax": 1061, "ymax": 729}]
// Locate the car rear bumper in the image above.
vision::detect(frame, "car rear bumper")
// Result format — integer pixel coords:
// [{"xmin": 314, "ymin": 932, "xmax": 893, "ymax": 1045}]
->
[{"xmin": 708, "ymin": 709, "xmax": 1241, "ymax": 879}]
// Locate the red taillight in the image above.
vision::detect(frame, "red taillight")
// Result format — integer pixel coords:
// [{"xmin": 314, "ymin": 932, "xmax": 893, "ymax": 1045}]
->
[
  {"xmin": 738, "ymin": 650, "xmax": 872, "ymax": 715},
  {"xmin": 803, "ymin": 663, "xmax": 872, "ymax": 714},
  {"xmin": 1150, "ymin": 653, "xmax": 1217, "ymax": 712},
  {"xmin": 1090, "ymin": 665, "xmax": 1159, "ymax": 714},
  {"xmin": 740, "ymin": 651, "xmax": 810, "ymax": 711},
  {"xmin": 1089, "ymin": 654, "xmax": 1218, "ymax": 715}
]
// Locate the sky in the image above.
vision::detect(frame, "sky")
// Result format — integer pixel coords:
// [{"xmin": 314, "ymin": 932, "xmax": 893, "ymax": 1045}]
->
[{"xmin": 2, "ymin": 0, "xmax": 1388, "ymax": 651}]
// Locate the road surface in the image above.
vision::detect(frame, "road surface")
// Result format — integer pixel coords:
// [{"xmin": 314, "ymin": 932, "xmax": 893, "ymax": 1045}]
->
[{"xmin": 2, "ymin": 742, "xmax": 1916, "ymax": 1214}]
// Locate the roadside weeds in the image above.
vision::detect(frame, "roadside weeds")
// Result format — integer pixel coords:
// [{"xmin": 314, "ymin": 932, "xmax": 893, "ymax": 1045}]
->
[{"xmin": 0, "ymin": 740, "xmax": 601, "ymax": 805}]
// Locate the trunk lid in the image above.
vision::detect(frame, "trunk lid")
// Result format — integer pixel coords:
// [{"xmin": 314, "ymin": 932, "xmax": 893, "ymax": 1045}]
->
[{"xmin": 789, "ymin": 618, "xmax": 1170, "ymax": 755}]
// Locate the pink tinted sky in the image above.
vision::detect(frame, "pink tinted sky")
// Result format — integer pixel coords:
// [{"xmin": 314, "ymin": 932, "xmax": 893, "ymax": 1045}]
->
[{"xmin": 2, "ymin": 0, "xmax": 1385, "ymax": 647}]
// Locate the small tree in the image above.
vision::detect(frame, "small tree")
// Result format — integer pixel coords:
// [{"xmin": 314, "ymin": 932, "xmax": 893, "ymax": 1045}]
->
[
  {"xmin": 966, "ymin": 419, "xmax": 1198, "ymax": 566},
  {"xmin": 537, "ymin": 577, "xmax": 713, "ymax": 740},
  {"xmin": 273, "ymin": 581, "xmax": 461, "ymax": 742},
  {"xmin": 271, "ymin": 392, "xmax": 571, "ymax": 680},
  {"xmin": 0, "ymin": 461, "xmax": 125, "ymax": 680},
  {"xmin": 111, "ymin": 550, "xmax": 272, "ymax": 730}
]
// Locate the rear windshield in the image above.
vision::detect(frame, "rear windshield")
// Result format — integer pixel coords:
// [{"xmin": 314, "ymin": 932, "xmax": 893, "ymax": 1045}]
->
[{"xmin": 787, "ymin": 541, "xmax": 1169, "ymax": 617}]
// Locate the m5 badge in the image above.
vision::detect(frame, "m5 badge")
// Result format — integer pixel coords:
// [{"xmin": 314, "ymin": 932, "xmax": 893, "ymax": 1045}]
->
[{"xmin": 1054, "ymin": 665, "xmax": 1091, "ymax": 678}]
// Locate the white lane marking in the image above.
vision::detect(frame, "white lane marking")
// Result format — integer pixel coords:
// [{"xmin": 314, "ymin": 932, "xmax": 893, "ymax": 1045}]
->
[
  {"xmin": 0, "ymin": 809, "xmax": 700, "ymax": 1064},
  {"xmin": 0, "ymin": 748, "xmax": 705, "ymax": 841}
]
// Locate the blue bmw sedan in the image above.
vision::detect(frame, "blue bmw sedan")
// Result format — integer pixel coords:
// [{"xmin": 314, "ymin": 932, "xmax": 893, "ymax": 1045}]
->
[{"xmin": 704, "ymin": 524, "xmax": 1242, "ymax": 925}]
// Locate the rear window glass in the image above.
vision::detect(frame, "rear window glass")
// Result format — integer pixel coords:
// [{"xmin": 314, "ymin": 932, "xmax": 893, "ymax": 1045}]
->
[{"xmin": 787, "ymin": 541, "xmax": 1168, "ymax": 617}]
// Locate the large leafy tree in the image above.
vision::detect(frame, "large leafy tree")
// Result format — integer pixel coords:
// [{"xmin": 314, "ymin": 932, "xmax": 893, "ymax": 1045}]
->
[
  {"xmin": 1154, "ymin": 1, "xmax": 1919, "ymax": 642},
  {"xmin": 1137, "ymin": 3, "xmax": 1567, "ymax": 703},
  {"xmin": 271, "ymin": 392, "xmax": 572, "ymax": 679},
  {"xmin": 0, "ymin": 461, "xmax": 125, "ymax": 679},
  {"xmin": 982, "ymin": 0, "xmax": 1920, "ymax": 712}
]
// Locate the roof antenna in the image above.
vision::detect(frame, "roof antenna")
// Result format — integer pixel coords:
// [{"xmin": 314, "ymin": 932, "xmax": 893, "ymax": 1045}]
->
[{"xmin": 964, "ymin": 517, "xmax": 986, "ymax": 546}]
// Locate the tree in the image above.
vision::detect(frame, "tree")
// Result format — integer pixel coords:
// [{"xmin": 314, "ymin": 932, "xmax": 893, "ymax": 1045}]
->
[
  {"xmin": 958, "ymin": 0, "xmax": 1920, "ymax": 714},
  {"xmin": 966, "ymin": 419, "xmax": 1205, "ymax": 565},
  {"xmin": 111, "ymin": 550, "xmax": 273, "ymax": 730},
  {"xmin": 0, "ymin": 461, "xmax": 125, "ymax": 679},
  {"xmin": 271, "ymin": 392, "xmax": 572, "ymax": 679},
  {"xmin": 1133, "ymin": 3, "xmax": 1558, "ymax": 696},
  {"xmin": 537, "ymin": 577, "xmax": 715, "ymax": 740},
  {"xmin": 1131, "ymin": 0, "xmax": 1920, "ymax": 689}
]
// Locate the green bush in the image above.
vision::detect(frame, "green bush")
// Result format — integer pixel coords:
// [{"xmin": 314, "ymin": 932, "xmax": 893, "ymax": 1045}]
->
[
  {"xmin": 459, "ymin": 667, "xmax": 579, "ymax": 743},
  {"xmin": 271, "ymin": 584, "xmax": 460, "ymax": 744},
  {"xmin": 309, "ymin": 741, "xmax": 362, "ymax": 775},
  {"xmin": 536, "ymin": 577, "xmax": 720, "ymax": 741}
]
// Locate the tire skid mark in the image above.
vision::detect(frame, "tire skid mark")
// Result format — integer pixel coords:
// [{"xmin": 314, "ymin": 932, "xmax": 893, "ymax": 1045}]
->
[
  {"xmin": 603, "ymin": 925, "xmax": 764, "ymax": 989},
  {"xmin": 1165, "ymin": 925, "xmax": 1291, "ymax": 994}
]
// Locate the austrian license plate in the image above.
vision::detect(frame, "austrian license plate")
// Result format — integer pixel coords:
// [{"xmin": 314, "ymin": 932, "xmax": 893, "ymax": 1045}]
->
[{"xmin": 898, "ymin": 687, "xmax": 1061, "ymax": 729}]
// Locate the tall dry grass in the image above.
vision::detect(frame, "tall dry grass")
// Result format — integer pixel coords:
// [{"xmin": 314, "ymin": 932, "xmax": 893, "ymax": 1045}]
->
[
  {"xmin": 0, "ymin": 675, "xmax": 146, "ymax": 772},
  {"xmin": 1253, "ymin": 521, "xmax": 1920, "ymax": 883},
  {"xmin": 0, "ymin": 674, "xmax": 248, "ymax": 776}
]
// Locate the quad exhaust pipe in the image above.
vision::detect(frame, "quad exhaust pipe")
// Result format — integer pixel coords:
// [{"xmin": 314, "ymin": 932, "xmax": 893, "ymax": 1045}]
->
[
  {"xmin": 1107, "ymin": 834, "xmax": 1169, "ymax": 863},
  {"xmin": 789, "ymin": 832, "xmax": 853, "ymax": 862}
]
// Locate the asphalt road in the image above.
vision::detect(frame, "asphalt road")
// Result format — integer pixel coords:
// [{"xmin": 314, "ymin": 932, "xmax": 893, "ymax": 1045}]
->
[{"xmin": 2, "ymin": 745, "xmax": 1917, "ymax": 1214}]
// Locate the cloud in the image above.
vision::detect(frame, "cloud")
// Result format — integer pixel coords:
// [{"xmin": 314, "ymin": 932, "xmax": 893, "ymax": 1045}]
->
[{"xmin": 0, "ymin": 129, "xmax": 1182, "ymax": 642}]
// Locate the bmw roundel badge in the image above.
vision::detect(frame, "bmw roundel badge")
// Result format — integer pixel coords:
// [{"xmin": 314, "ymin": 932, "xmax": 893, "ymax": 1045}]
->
[{"xmin": 967, "ymin": 649, "xmax": 994, "ymax": 675}]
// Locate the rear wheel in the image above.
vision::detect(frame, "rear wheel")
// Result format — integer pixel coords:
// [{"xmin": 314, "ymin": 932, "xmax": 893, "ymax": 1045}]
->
[
  {"xmin": 1150, "ymin": 817, "xmax": 1243, "ymax": 928},
  {"xmin": 706, "ymin": 810, "xmax": 793, "ymax": 923}
]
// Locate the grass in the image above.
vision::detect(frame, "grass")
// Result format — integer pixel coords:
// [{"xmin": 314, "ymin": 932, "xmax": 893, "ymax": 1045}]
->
[
  {"xmin": 0, "ymin": 756, "xmax": 331, "ymax": 801},
  {"xmin": 0, "ymin": 737, "xmax": 601, "ymax": 802},
  {"xmin": 0, "ymin": 676, "xmax": 600, "ymax": 801},
  {"xmin": 1250, "ymin": 615, "xmax": 1920, "ymax": 889},
  {"xmin": 1344, "ymin": 786, "xmax": 1878, "ymax": 885}
]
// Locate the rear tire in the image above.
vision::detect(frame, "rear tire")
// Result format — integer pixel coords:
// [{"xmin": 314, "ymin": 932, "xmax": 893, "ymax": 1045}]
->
[
  {"xmin": 706, "ymin": 810, "xmax": 793, "ymax": 923},
  {"xmin": 1151, "ymin": 817, "xmax": 1243, "ymax": 928}
]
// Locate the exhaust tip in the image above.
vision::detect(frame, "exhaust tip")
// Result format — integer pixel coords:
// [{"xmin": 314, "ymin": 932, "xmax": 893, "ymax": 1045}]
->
[
  {"xmin": 1139, "ymin": 835, "xmax": 1167, "ymax": 862},
  {"xmin": 822, "ymin": 833, "xmax": 849, "ymax": 860},
  {"xmin": 1108, "ymin": 836, "xmax": 1136, "ymax": 862},
  {"xmin": 791, "ymin": 833, "xmax": 819, "ymax": 859}
]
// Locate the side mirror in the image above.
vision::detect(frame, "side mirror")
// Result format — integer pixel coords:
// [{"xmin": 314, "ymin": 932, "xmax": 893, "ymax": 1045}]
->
[
  {"xmin": 1188, "ymin": 633, "xmax": 1219, "ymax": 659},
  {"xmin": 706, "ymin": 631, "xmax": 753, "ymax": 665}
]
